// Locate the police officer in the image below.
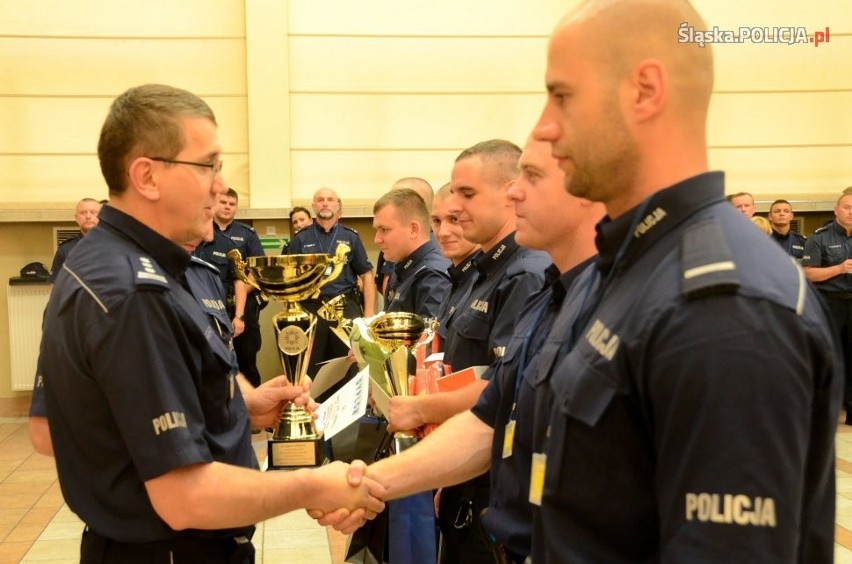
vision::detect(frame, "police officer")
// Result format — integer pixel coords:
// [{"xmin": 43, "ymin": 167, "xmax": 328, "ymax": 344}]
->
[
  {"xmin": 48, "ymin": 198, "xmax": 101, "ymax": 283},
  {"xmin": 387, "ymin": 140, "xmax": 549, "ymax": 564},
  {"xmin": 193, "ymin": 227, "xmax": 250, "ymax": 338},
  {"xmin": 375, "ymin": 178, "xmax": 434, "ymax": 302},
  {"xmin": 285, "ymin": 187, "xmax": 376, "ymax": 378},
  {"xmin": 529, "ymin": 2, "xmax": 841, "ymax": 562},
  {"xmin": 803, "ymin": 191, "xmax": 852, "ymax": 421},
  {"xmin": 215, "ymin": 187, "xmax": 266, "ymax": 387},
  {"xmin": 35, "ymin": 84, "xmax": 385, "ymax": 563},
  {"xmin": 768, "ymin": 199, "xmax": 807, "ymax": 259},
  {"xmin": 431, "ymin": 183, "xmax": 481, "ymax": 346},
  {"xmin": 334, "ymin": 136, "xmax": 603, "ymax": 564},
  {"xmin": 371, "ymin": 187, "xmax": 451, "ymax": 563},
  {"xmin": 729, "ymin": 191, "xmax": 756, "ymax": 218},
  {"xmin": 373, "ymin": 188, "xmax": 451, "ymax": 318}
]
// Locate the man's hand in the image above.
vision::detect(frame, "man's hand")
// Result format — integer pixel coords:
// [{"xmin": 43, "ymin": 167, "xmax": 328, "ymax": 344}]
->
[
  {"xmin": 304, "ymin": 461, "xmax": 385, "ymax": 533},
  {"xmin": 231, "ymin": 317, "xmax": 245, "ymax": 338},
  {"xmin": 242, "ymin": 376, "xmax": 305, "ymax": 428},
  {"xmin": 387, "ymin": 395, "xmax": 424, "ymax": 433}
]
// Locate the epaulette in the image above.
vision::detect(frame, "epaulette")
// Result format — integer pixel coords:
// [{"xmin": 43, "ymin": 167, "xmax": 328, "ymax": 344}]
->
[
  {"xmin": 235, "ymin": 220, "xmax": 257, "ymax": 233},
  {"xmin": 190, "ymin": 255, "xmax": 220, "ymax": 274},
  {"xmin": 129, "ymin": 254, "xmax": 170, "ymax": 289},
  {"xmin": 812, "ymin": 224, "xmax": 831, "ymax": 235},
  {"xmin": 57, "ymin": 234, "xmax": 81, "ymax": 247},
  {"xmin": 342, "ymin": 224, "xmax": 359, "ymax": 235},
  {"xmin": 681, "ymin": 219, "xmax": 740, "ymax": 299}
]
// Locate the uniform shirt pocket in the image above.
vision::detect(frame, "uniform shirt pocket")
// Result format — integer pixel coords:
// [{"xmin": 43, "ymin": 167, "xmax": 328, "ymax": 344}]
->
[{"xmin": 549, "ymin": 349, "xmax": 619, "ymax": 428}]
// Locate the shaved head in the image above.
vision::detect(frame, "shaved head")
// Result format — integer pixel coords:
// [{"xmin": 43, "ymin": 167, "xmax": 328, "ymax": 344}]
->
[
  {"xmin": 392, "ymin": 177, "xmax": 434, "ymax": 210},
  {"xmin": 561, "ymin": 0, "xmax": 713, "ymax": 120},
  {"xmin": 535, "ymin": 0, "xmax": 714, "ymax": 217}
]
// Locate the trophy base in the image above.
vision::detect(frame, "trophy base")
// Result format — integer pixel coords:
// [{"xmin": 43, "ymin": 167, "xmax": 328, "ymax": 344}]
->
[
  {"xmin": 267, "ymin": 436, "xmax": 327, "ymax": 469},
  {"xmin": 393, "ymin": 433, "xmax": 418, "ymax": 453}
]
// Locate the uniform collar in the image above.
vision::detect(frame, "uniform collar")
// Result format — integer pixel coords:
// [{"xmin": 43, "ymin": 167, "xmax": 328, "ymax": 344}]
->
[
  {"xmin": 829, "ymin": 220, "xmax": 852, "ymax": 237},
  {"xmin": 551, "ymin": 256, "xmax": 595, "ymax": 307},
  {"xmin": 314, "ymin": 220, "xmax": 340, "ymax": 234},
  {"xmin": 394, "ymin": 239, "xmax": 440, "ymax": 280},
  {"xmin": 771, "ymin": 229, "xmax": 793, "ymax": 242},
  {"xmin": 594, "ymin": 171, "xmax": 725, "ymax": 278},
  {"xmin": 474, "ymin": 232, "xmax": 521, "ymax": 276},
  {"xmin": 448, "ymin": 250, "xmax": 481, "ymax": 285},
  {"xmin": 98, "ymin": 205, "xmax": 191, "ymax": 278}
]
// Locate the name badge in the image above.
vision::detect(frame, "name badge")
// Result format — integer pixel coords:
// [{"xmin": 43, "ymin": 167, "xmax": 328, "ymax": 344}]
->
[
  {"xmin": 502, "ymin": 420, "xmax": 516, "ymax": 458},
  {"xmin": 529, "ymin": 452, "xmax": 547, "ymax": 506},
  {"xmin": 325, "ymin": 265, "xmax": 333, "ymax": 276}
]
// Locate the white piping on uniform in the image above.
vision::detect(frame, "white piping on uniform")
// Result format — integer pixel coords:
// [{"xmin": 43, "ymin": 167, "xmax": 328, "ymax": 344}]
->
[
  {"xmin": 794, "ymin": 259, "xmax": 806, "ymax": 316},
  {"xmin": 63, "ymin": 264, "xmax": 109, "ymax": 313}
]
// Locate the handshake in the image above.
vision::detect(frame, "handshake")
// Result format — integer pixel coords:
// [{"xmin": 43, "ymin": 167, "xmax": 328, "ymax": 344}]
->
[{"xmin": 302, "ymin": 459, "xmax": 388, "ymax": 534}]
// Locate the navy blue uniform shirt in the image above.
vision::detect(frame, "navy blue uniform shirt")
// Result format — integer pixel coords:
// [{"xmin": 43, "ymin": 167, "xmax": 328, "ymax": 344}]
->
[
  {"xmin": 803, "ymin": 221, "xmax": 852, "ymax": 293},
  {"xmin": 193, "ymin": 230, "xmax": 240, "ymax": 306},
  {"xmin": 384, "ymin": 239, "xmax": 451, "ymax": 318},
  {"xmin": 39, "ymin": 206, "xmax": 256, "ymax": 543},
  {"xmin": 442, "ymin": 232, "xmax": 549, "ymax": 371},
  {"xmin": 48, "ymin": 232, "xmax": 83, "ymax": 283},
  {"xmin": 217, "ymin": 220, "xmax": 264, "ymax": 259},
  {"xmin": 471, "ymin": 260, "xmax": 589, "ymax": 558},
  {"xmin": 285, "ymin": 221, "xmax": 373, "ymax": 299},
  {"xmin": 771, "ymin": 229, "xmax": 807, "ymax": 260},
  {"xmin": 531, "ymin": 172, "xmax": 841, "ymax": 563},
  {"xmin": 436, "ymin": 250, "xmax": 481, "ymax": 344}
]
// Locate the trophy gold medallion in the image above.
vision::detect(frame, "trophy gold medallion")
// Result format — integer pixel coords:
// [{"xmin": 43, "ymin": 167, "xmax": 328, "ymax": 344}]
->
[{"xmin": 229, "ymin": 242, "xmax": 350, "ymax": 469}]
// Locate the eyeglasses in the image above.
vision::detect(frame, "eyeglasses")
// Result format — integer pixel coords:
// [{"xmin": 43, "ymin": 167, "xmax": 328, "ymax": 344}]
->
[{"xmin": 148, "ymin": 157, "xmax": 223, "ymax": 176}]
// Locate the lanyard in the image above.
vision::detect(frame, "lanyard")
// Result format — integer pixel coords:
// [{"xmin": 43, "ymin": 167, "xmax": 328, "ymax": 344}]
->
[
  {"xmin": 314, "ymin": 223, "xmax": 339, "ymax": 255},
  {"xmin": 537, "ymin": 198, "xmax": 652, "ymax": 460},
  {"xmin": 510, "ymin": 302, "xmax": 551, "ymax": 422},
  {"xmin": 563, "ymin": 199, "xmax": 652, "ymax": 353}
]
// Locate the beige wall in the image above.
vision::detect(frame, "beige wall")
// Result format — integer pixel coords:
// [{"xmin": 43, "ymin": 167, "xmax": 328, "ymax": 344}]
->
[{"xmin": 0, "ymin": 1, "xmax": 850, "ymax": 396}]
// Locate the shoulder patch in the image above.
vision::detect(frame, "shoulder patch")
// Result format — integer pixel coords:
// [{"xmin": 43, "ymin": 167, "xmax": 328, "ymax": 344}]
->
[
  {"xmin": 236, "ymin": 220, "xmax": 257, "ymax": 233},
  {"xmin": 58, "ymin": 235, "xmax": 80, "ymax": 247},
  {"xmin": 128, "ymin": 255, "xmax": 171, "ymax": 289},
  {"xmin": 681, "ymin": 220, "xmax": 740, "ymax": 299}
]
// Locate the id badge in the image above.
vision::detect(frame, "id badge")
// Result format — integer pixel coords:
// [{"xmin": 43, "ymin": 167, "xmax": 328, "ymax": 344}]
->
[
  {"xmin": 502, "ymin": 420, "xmax": 516, "ymax": 459},
  {"xmin": 529, "ymin": 452, "xmax": 547, "ymax": 506}
]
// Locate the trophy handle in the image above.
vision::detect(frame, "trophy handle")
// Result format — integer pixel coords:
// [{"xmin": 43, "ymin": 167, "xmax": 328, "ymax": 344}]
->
[
  {"xmin": 226, "ymin": 249, "xmax": 263, "ymax": 294},
  {"xmin": 312, "ymin": 241, "xmax": 351, "ymax": 297}
]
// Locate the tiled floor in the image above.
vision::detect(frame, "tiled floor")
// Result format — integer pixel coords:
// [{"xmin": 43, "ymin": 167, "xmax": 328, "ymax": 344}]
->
[
  {"xmin": 0, "ymin": 396, "xmax": 348, "ymax": 563},
  {"xmin": 5, "ymin": 394, "xmax": 852, "ymax": 563}
]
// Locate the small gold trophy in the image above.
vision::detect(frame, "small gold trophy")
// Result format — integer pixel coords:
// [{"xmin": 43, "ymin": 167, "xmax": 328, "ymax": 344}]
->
[
  {"xmin": 229, "ymin": 242, "xmax": 350, "ymax": 469},
  {"xmin": 351, "ymin": 312, "xmax": 436, "ymax": 452}
]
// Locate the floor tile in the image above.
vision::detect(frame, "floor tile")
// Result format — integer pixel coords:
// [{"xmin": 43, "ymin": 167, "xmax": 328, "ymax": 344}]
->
[
  {"xmin": 20, "ymin": 538, "xmax": 79, "ymax": 561},
  {"xmin": 261, "ymin": 547, "xmax": 332, "ymax": 564},
  {"xmin": 0, "ymin": 541, "xmax": 32, "ymax": 562}
]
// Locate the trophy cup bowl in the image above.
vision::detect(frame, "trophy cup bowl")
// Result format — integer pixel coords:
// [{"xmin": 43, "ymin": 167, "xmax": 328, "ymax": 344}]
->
[
  {"xmin": 356, "ymin": 312, "xmax": 436, "ymax": 452},
  {"xmin": 229, "ymin": 242, "xmax": 350, "ymax": 468}
]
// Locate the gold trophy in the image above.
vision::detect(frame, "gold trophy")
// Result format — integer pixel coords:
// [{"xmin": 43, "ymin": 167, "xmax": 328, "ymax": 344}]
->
[
  {"xmin": 229, "ymin": 242, "xmax": 350, "ymax": 469},
  {"xmin": 350, "ymin": 312, "xmax": 436, "ymax": 452},
  {"xmin": 317, "ymin": 294, "xmax": 352, "ymax": 346}
]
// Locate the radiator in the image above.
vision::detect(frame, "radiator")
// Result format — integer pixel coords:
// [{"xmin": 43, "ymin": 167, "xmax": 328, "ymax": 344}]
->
[{"xmin": 7, "ymin": 283, "xmax": 51, "ymax": 391}]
